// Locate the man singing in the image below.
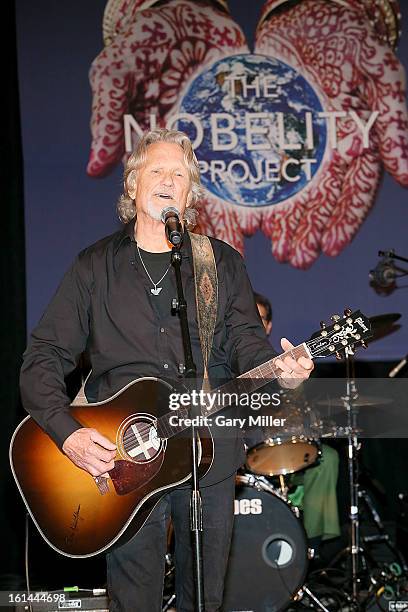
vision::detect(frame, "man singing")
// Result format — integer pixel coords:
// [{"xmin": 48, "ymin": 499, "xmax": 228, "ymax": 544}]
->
[{"xmin": 20, "ymin": 129, "xmax": 313, "ymax": 611}]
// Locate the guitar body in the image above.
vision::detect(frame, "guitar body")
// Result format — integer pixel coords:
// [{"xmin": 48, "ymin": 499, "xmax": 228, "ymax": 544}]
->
[
  {"xmin": 10, "ymin": 378, "xmax": 213, "ymax": 558},
  {"xmin": 10, "ymin": 309, "xmax": 372, "ymax": 558}
]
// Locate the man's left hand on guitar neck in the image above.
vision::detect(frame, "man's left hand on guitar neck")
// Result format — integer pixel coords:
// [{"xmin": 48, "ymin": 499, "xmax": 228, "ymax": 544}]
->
[{"xmin": 275, "ymin": 338, "xmax": 314, "ymax": 389}]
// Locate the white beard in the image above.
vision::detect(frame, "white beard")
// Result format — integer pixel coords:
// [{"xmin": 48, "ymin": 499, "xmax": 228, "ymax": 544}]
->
[{"xmin": 146, "ymin": 199, "xmax": 163, "ymax": 222}]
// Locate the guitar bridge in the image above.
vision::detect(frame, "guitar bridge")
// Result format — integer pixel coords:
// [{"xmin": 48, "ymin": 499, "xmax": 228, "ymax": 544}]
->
[{"xmin": 93, "ymin": 476, "xmax": 110, "ymax": 495}]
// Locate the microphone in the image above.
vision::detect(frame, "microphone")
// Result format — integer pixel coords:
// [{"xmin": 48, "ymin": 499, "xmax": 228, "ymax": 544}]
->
[
  {"xmin": 160, "ymin": 206, "xmax": 183, "ymax": 246},
  {"xmin": 369, "ymin": 258, "xmax": 397, "ymax": 288}
]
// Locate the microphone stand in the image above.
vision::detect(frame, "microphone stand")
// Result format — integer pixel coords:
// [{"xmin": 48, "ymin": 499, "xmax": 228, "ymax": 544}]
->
[{"xmin": 170, "ymin": 243, "xmax": 205, "ymax": 612}]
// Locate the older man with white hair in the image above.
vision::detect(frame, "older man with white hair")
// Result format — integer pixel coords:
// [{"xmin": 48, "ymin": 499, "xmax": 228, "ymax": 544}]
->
[{"xmin": 20, "ymin": 129, "xmax": 314, "ymax": 611}]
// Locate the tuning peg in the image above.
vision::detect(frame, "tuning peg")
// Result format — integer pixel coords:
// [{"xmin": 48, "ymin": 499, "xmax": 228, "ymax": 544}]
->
[
  {"xmin": 344, "ymin": 308, "xmax": 352, "ymax": 317},
  {"xmin": 335, "ymin": 352, "xmax": 343, "ymax": 360},
  {"xmin": 320, "ymin": 321, "xmax": 328, "ymax": 336},
  {"xmin": 331, "ymin": 315, "xmax": 341, "ymax": 330},
  {"xmin": 360, "ymin": 341, "xmax": 368, "ymax": 349}
]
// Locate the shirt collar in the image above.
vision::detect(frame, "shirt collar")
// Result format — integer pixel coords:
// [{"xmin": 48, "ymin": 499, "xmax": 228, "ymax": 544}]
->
[
  {"xmin": 113, "ymin": 218, "xmax": 136, "ymax": 254},
  {"xmin": 113, "ymin": 217, "xmax": 192, "ymax": 260}
]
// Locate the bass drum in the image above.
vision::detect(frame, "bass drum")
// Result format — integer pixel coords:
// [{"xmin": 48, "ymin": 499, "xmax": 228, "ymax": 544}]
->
[{"xmin": 222, "ymin": 474, "xmax": 308, "ymax": 612}]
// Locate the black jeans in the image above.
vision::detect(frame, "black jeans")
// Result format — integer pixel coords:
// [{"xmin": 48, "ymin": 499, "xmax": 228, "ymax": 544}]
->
[{"xmin": 107, "ymin": 474, "xmax": 236, "ymax": 612}]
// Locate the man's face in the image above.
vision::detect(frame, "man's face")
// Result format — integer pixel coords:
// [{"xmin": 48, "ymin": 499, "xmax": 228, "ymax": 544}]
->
[
  {"xmin": 257, "ymin": 303, "xmax": 272, "ymax": 336},
  {"xmin": 131, "ymin": 142, "xmax": 192, "ymax": 221}
]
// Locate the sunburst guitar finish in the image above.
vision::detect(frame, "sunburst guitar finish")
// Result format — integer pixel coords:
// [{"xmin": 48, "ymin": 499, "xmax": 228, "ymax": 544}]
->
[
  {"xmin": 10, "ymin": 378, "xmax": 213, "ymax": 558},
  {"xmin": 10, "ymin": 310, "xmax": 373, "ymax": 557}
]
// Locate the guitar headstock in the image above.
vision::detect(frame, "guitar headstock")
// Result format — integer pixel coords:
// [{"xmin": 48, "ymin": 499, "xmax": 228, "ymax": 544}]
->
[{"xmin": 307, "ymin": 309, "xmax": 372, "ymax": 360}]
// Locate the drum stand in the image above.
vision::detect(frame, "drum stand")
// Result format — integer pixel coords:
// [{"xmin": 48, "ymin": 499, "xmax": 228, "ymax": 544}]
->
[
  {"xmin": 345, "ymin": 367, "xmax": 362, "ymax": 601},
  {"xmin": 295, "ymin": 585, "xmax": 331, "ymax": 611},
  {"xmin": 327, "ymin": 348, "xmax": 375, "ymax": 607}
]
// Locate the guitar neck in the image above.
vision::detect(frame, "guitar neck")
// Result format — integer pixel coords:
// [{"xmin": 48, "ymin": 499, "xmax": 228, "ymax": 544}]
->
[
  {"xmin": 202, "ymin": 343, "xmax": 311, "ymax": 417},
  {"xmin": 158, "ymin": 343, "xmax": 311, "ymax": 438}
]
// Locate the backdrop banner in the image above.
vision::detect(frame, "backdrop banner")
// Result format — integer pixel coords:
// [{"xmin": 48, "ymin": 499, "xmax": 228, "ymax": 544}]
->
[{"xmin": 16, "ymin": 0, "xmax": 408, "ymax": 359}]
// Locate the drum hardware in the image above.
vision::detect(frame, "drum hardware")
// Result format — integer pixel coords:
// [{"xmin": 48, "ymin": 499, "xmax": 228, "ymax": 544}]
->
[
  {"xmin": 278, "ymin": 474, "xmax": 289, "ymax": 499},
  {"xmin": 326, "ymin": 312, "xmax": 405, "ymax": 607},
  {"xmin": 293, "ymin": 585, "xmax": 331, "ymax": 611},
  {"xmin": 328, "ymin": 425, "xmax": 363, "ymax": 437},
  {"xmin": 317, "ymin": 395, "xmax": 392, "ymax": 408},
  {"xmin": 328, "ymin": 373, "xmax": 401, "ymax": 603},
  {"xmin": 317, "ymin": 396, "xmax": 392, "ymax": 408},
  {"xmin": 162, "ymin": 593, "xmax": 176, "ymax": 612},
  {"xmin": 359, "ymin": 489, "xmax": 387, "ymax": 544},
  {"xmin": 325, "ymin": 350, "xmax": 372, "ymax": 604},
  {"xmin": 162, "ymin": 569, "xmax": 176, "ymax": 612},
  {"xmin": 359, "ymin": 488, "xmax": 408, "ymax": 574}
]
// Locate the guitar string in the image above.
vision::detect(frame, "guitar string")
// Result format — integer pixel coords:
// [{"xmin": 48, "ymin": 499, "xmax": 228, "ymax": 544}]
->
[
  {"xmin": 118, "ymin": 346, "xmax": 307, "ymax": 450},
  {"xmin": 119, "ymin": 344, "xmax": 312, "ymax": 448},
  {"xmin": 117, "ymin": 329, "xmax": 354, "ymax": 451}
]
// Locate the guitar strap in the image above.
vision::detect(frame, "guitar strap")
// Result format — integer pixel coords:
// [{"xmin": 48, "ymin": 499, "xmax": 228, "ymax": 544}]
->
[
  {"xmin": 189, "ymin": 232, "xmax": 218, "ymax": 390},
  {"xmin": 71, "ymin": 369, "xmax": 91, "ymax": 406},
  {"xmin": 72, "ymin": 232, "xmax": 218, "ymax": 405}
]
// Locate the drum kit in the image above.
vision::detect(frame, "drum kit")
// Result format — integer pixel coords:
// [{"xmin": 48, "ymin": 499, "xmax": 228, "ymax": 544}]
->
[
  {"xmin": 163, "ymin": 313, "xmax": 406, "ymax": 612},
  {"xmin": 222, "ymin": 399, "xmax": 330, "ymax": 612}
]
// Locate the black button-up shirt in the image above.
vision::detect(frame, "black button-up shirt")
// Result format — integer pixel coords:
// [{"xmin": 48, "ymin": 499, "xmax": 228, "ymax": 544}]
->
[{"xmin": 20, "ymin": 221, "xmax": 276, "ymax": 483}]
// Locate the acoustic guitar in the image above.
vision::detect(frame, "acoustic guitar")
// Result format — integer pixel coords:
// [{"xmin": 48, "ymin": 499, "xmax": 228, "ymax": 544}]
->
[{"xmin": 10, "ymin": 309, "xmax": 371, "ymax": 557}]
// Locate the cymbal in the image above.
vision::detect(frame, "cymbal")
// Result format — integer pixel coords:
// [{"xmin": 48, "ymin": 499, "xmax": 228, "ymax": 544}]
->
[
  {"xmin": 317, "ymin": 395, "xmax": 392, "ymax": 408},
  {"xmin": 368, "ymin": 313, "xmax": 401, "ymax": 343},
  {"xmin": 321, "ymin": 426, "xmax": 363, "ymax": 438},
  {"xmin": 369, "ymin": 313, "xmax": 401, "ymax": 326}
]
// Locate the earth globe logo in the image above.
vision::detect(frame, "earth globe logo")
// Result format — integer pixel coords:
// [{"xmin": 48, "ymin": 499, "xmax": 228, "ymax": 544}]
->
[{"xmin": 177, "ymin": 54, "xmax": 327, "ymax": 207}]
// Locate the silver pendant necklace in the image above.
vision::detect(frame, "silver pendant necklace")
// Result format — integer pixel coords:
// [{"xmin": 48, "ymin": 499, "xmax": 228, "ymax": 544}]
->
[{"xmin": 136, "ymin": 244, "xmax": 171, "ymax": 295}]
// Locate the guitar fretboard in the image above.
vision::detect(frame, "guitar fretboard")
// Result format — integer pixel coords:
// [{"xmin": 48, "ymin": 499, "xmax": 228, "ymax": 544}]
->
[{"xmin": 157, "ymin": 343, "xmax": 310, "ymax": 439}]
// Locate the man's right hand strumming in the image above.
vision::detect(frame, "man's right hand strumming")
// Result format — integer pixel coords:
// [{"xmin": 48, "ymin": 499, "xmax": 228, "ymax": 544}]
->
[{"xmin": 62, "ymin": 428, "xmax": 117, "ymax": 477}]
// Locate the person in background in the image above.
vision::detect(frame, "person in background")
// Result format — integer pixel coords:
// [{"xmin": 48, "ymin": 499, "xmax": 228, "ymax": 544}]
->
[{"xmin": 254, "ymin": 292, "xmax": 341, "ymax": 551}]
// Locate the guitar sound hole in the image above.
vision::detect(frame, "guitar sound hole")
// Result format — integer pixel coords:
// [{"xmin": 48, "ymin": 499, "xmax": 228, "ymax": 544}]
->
[{"xmin": 118, "ymin": 415, "xmax": 164, "ymax": 464}]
